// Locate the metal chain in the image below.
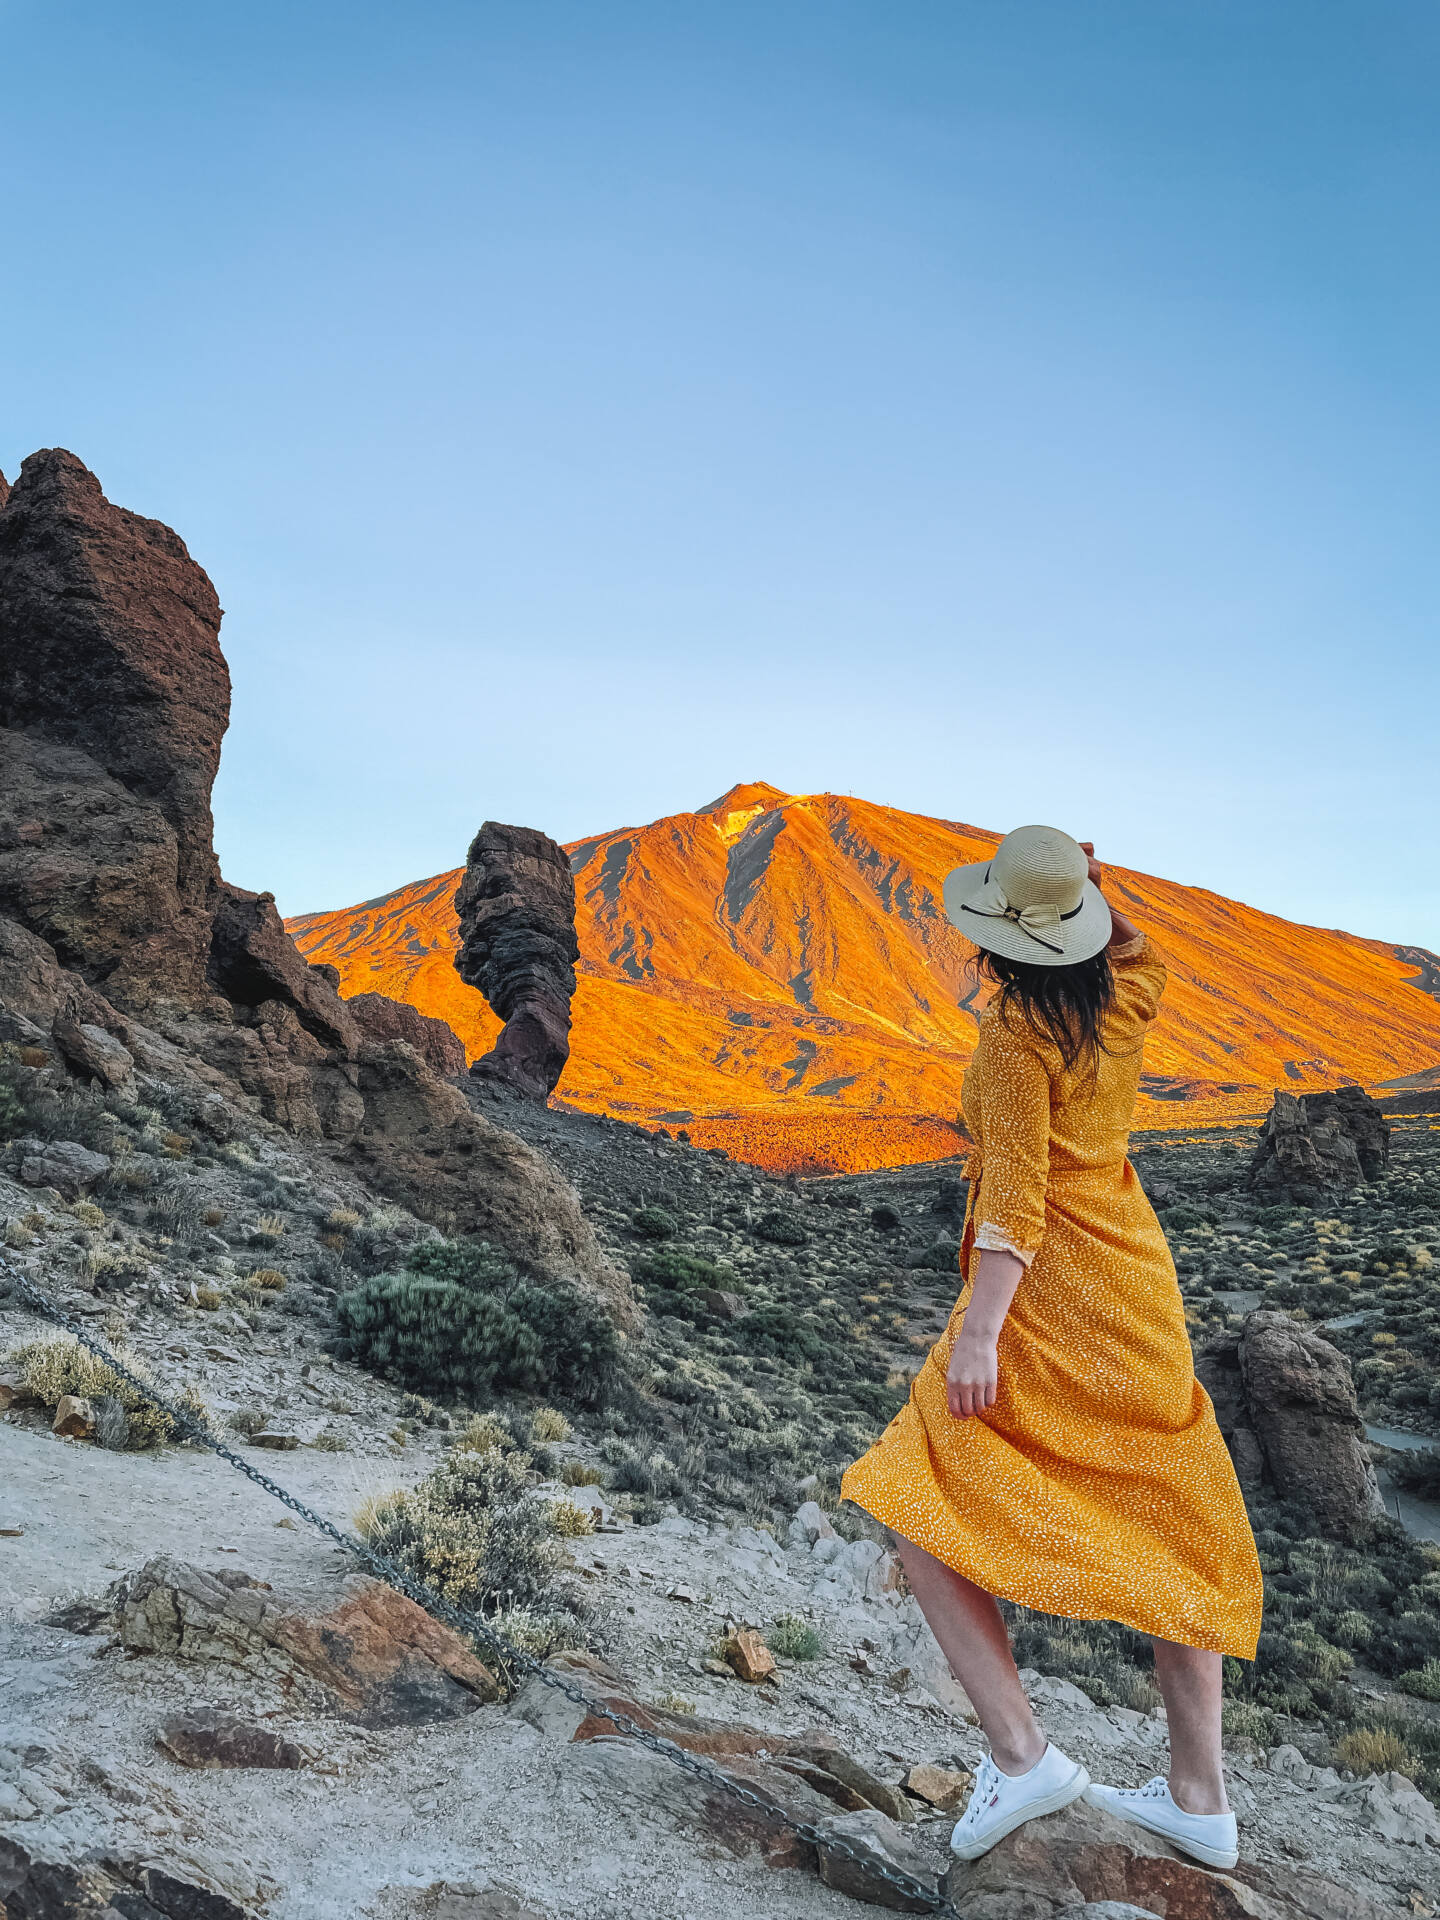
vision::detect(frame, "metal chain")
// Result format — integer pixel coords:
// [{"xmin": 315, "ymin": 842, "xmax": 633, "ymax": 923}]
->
[{"xmin": 2, "ymin": 1261, "xmax": 958, "ymax": 1915}]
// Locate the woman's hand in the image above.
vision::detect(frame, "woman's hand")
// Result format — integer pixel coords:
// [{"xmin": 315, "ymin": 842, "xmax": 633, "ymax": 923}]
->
[
  {"xmin": 1079, "ymin": 841, "xmax": 1103, "ymax": 890},
  {"xmin": 946, "ymin": 1325, "xmax": 999, "ymax": 1419}
]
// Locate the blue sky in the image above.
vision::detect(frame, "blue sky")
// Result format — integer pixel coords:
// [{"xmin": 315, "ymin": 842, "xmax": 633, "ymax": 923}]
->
[{"xmin": 5, "ymin": 2, "xmax": 1438, "ymax": 945}]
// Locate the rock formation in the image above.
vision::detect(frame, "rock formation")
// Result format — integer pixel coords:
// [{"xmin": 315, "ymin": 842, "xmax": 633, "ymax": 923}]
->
[
  {"xmin": 344, "ymin": 988, "xmax": 466, "ymax": 1076},
  {"xmin": 1197, "ymin": 1310, "xmax": 1384, "ymax": 1537},
  {"xmin": 0, "ymin": 449, "xmax": 631, "ymax": 1320},
  {"xmin": 454, "ymin": 820, "xmax": 579, "ymax": 1098},
  {"xmin": 1249, "ymin": 1084, "xmax": 1390, "ymax": 1203}
]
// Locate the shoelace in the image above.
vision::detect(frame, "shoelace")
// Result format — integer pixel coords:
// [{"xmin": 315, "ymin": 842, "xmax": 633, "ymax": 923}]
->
[
  {"xmin": 1116, "ymin": 1776, "xmax": 1170, "ymax": 1802},
  {"xmin": 959, "ymin": 1755, "xmax": 1003, "ymax": 1827}
]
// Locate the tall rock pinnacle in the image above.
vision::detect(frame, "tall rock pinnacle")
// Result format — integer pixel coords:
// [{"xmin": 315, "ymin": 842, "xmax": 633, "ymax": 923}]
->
[{"xmin": 454, "ymin": 822, "xmax": 579, "ymax": 1099}]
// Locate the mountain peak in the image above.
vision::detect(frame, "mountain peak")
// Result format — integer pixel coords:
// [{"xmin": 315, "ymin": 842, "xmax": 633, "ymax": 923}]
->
[{"xmin": 698, "ymin": 780, "xmax": 791, "ymax": 818}]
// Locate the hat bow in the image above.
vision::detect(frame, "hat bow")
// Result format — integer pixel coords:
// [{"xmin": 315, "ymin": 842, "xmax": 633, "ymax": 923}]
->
[{"xmin": 961, "ymin": 878, "xmax": 1066, "ymax": 954}]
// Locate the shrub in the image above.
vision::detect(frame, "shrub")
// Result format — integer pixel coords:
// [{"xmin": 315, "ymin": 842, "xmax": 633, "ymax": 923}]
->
[
  {"xmin": 632, "ymin": 1247, "xmax": 734, "ymax": 1292},
  {"xmin": 1397, "ymin": 1660, "xmax": 1440, "ymax": 1702},
  {"xmin": 356, "ymin": 1447, "xmax": 578, "ymax": 1634},
  {"xmin": 755, "ymin": 1209, "xmax": 808, "ymax": 1247},
  {"xmin": 770, "ymin": 1613, "xmax": 824, "ymax": 1660},
  {"xmin": 250, "ymin": 1213, "xmax": 286, "ymax": 1244},
  {"xmin": 869, "ymin": 1204, "xmax": 901, "ymax": 1231},
  {"xmin": 561, "ymin": 1460, "xmax": 604, "ymax": 1487},
  {"xmin": 325, "ymin": 1208, "xmax": 362, "ymax": 1232},
  {"xmin": 335, "ymin": 1237, "xmax": 620, "ymax": 1407},
  {"xmin": 247, "ymin": 1268, "xmax": 287, "ymax": 1292},
  {"xmin": 531, "ymin": 1407, "xmax": 572, "ymax": 1444},
  {"xmin": 455, "ymin": 1411, "xmax": 516, "ymax": 1455},
  {"xmin": 194, "ymin": 1286, "xmax": 223, "ymax": 1311},
  {"xmin": 632, "ymin": 1205, "xmax": 678, "ymax": 1241},
  {"xmin": 908, "ymin": 1239, "xmax": 961, "ymax": 1272},
  {"xmin": 735, "ymin": 1304, "xmax": 825, "ymax": 1365},
  {"xmin": 1333, "ymin": 1727, "xmax": 1419, "ymax": 1778},
  {"xmin": 5, "ymin": 1334, "xmax": 207, "ymax": 1449},
  {"xmin": 227, "ymin": 1408, "xmax": 268, "ymax": 1435},
  {"xmin": 545, "ymin": 1498, "xmax": 596, "ymax": 1538}
]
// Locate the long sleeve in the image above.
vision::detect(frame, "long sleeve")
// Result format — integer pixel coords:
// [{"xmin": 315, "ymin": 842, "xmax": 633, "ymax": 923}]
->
[{"xmin": 972, "ymin": 1015, "xmax": 1052, "ymax": 1262}]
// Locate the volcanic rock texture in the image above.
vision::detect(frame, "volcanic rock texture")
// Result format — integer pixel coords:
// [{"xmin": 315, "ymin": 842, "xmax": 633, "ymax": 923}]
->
[
  {"xmin": 1249, "ymin": 1083, "xmax": 1391, "ymax": 1203},
  {"xmin": 0, "ymin": 449, "xmax": 630, "ymax": 1320},
  {"xmin": 454, "ymin": 820, "xmax": 579, "ymax": 1099}
]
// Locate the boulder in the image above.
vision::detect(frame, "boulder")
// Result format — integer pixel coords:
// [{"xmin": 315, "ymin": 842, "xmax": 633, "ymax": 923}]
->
[
  {"xmin": 945, "ymin": 1793, "xmax": 1393, "ymax": 1920},
  {"xmin": 786, "ymin": 1499, "xmax": 838, "ymax": 1549},
  {"xmin": 1248, "ymin": 1085, "xmax": 1390, "ymax": 1202},
  {"xmin": 0, "ymin": 1835, "xmax": 257, "ymax": 1920},
  {"xmin": 454, "ymin": 821, "xmax": 579, "ymax": 1099},
  {"xmin": 813, "ymin": 1807, "xmax": 937, "ymax": 1911},
  {"xmin": 51, "ymin": 1393, "xmax": 96, "ymax": 1439},
  {"xmin": 723, "ymin": 1628, "xmax": 777, "ymax": 1684},
  {"xmin": 1197, "ymin": 1313, "xmax": 1384, "ymax": 1537},
  {"xmin": 1237, "ymin": 1310, "xmax": 1384, "ymax": 1536},
  {"xmin": 347, "ymin": 990, "xmax": 467, "ymax": 1076},
  {"xmin": 19, "ymin": 1139, "xmax": 110, "ymax": 1198},
  {"xmin": 113, "ymin": 1558, "xmax": 499, "ymax": 1725},
  {"xmin": 157, "ymin": 1708, "xmax": 305, "ymax": 1770},
  {"xmin": 51, "ymin": 1013, "xmax": 134, "ymax": 1088}
]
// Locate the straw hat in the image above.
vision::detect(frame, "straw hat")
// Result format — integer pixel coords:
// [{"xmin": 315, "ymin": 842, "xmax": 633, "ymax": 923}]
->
[{"xmin": 942, "ymin": 825, "xmax": 1111, "ymax": 967}]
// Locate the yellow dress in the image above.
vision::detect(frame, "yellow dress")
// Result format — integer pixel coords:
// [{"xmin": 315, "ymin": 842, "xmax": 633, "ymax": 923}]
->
[{"xmin": 841, "ymin": 936, "xmax": 1263, "ymax": 1658}]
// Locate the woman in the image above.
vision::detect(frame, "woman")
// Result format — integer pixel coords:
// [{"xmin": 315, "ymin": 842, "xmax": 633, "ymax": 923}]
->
[{"xmin": 841, "ymin": 825, "xmax": 1262, "ymax": 1869}]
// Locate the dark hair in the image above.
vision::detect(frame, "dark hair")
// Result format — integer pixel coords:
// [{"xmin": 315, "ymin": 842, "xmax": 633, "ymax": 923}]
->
[{"xmin": 972, "ymin": 945, "xmax": 1115, "ymax": 1077}]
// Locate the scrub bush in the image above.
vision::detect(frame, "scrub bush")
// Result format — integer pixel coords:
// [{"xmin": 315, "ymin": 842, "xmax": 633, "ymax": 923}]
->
[
  {"xmin": 5, "ymin": 1334, "xmax": 208, "ymax": 1449},
  {"xmin": 631, "ymin": 1246, "xmax": 735, "ymax": 1292},
  {"xmin": 755, "ymin": 1209, "xmax": 808, "ymax": 1247},
  {"xmin": 631, "ymin": 1205, "xmax": 678, "ymax": 1240},
  {"xmin": 334, "ymin": 1236, "xmax": 619, "ymax": 1406}
]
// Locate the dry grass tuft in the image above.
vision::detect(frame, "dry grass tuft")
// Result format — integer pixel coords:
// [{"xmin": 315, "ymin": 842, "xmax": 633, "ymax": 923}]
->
[
  {"xmin": 1333, "ymin": 1727, "xmax": 1419, "ymax": 1778},
  {"xmin": 531, "ymin": 1407, "xmax": 572, "ymax": 1444}
]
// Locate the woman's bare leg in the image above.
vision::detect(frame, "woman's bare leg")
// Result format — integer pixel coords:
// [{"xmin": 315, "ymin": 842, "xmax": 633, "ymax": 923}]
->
[
  {"xmin": 1149, "ymin": 1638, "xmax": 1228, "ymax": 1814},
  {"xmin": 891, "ymin": 1534, "xmax": 1045, "ymax": 1775}
]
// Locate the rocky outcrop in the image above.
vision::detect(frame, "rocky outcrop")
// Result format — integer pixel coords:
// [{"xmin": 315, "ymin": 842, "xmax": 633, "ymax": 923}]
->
[
  {"xmin": 1249, "ymin": 1084, "xmax": 1390, "ymax": 1203},
  {"xmin": 1197, "ymin": 1310, "xmax": 1384, "ymax": 1537},
  {"xmin": 113, "ymin": 1557, "xmax": 499, "ymax": 1726},
  {"xmin": 339, "ymin": 1042, "xmax": 637, "ymax": 1326},
  {"xmin": 0, "ymin": 447, "xmax": 228, "ymax": 1008},
  {"xmin": 454, "ymin": 822, "xmax": 578, "ymax": 1098},
  {"xmin": 0, "ymin": 450, "xmax": 631, "ymax": 1314},
  {"xmin": 346, "ymin": 990, "xmax": 466, "ymax": 1076},
  {"xmin": 0, "ymin": 1837, "xmax": 258, "ymax": 1920},
  {"xmin": 946, "ymin": 1794, "xmax": 1394, "ymax": 1920}
]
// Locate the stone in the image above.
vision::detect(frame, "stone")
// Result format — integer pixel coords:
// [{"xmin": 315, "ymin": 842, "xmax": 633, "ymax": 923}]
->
[
  {"xmin": 945, "ymin": 1794, "xmax": 1394, "ymax": 1920},
  {"xmin": 157, "ymin": 1708, "xmax": 304, "ymax": 1770},
  {"xmin": 784, "ymin": 1737, "xmax": 913, "ymax": 1823},
  {"xmin": 113, "ymin": 1558, "xmax": 499, "ymax": 1725},
  {"xmin": 1248, "ymin": 1085, "xmax": 1390, "ymax": 1202},
  {"xmin": 904, "ymin": 1762, "xmax": 972, "ymax": 1811},
  {"xmin": 425, "ymin": 1885, "xmax": 552, "ymax": 1920},
  {"xmin": 0, "ymin": 1371, "xmax": 36, "ymax": 1411},
  {"xmin": 1322, "ymin": 1769, "xmax": 1440, "ymax": 1846},
  {"xmin": 1238, "ymin": 1310, "xmax": 1384, "ymax": 1537},
  {"xmin": 454, "ymin": 821, "xmax": 579, "ymax": 1099},
  {"xmin": 51, "ymin": 1013, "xmax": 135, "ymax": 1088},
  {"xmin": 1055, "ymin": 1907, "xmax": 1166, "ymax": 1920},
  {"xmin": 0, "ymin": 1836, "xmax": 257, "ymax": 1920},
  {"xmin": 206, "ymin": 880, "xmax": 359, "ymax": 1051},
  {"xmin": 696, "ymin": 1287, "xmax": 745, "ymax": 1319},
  {"xmin": 813, "ymin": 1808, "xmax": 937, "ymax": 1911},
  {"xmin": 724, "ymin": 1628, "xmax": 777, "ymax": 1683},
  {"xmin": 51, "ymin": 1393, "xmax": 96, "ymax": 1439},
  {"xmin": 249, "ymin": 1419, "xmax": 324, "ymax": 1450},
  {"xmin": 1266, "ymin": 1744, "xmax": 1311, "ymax": 1780},
  {"xmin": 786, "ymin": 1499, "xmax": 838, "ymax": 1549},
  {"xmin": 19, "ymin": 1139, "xmax": 110, "ymax": 1198},
  {"xmin": 346, "ymin": 991, "xmax": 467, "ymax": 1076}
]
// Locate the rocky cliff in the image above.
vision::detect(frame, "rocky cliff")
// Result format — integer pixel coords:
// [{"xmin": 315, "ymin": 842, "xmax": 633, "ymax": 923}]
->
[{"xmin": 0, "ymin": 450, "xmax": 632, "ymax": 1324}]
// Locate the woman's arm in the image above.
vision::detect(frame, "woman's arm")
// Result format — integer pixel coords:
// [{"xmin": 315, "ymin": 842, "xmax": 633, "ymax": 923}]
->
[
  {"xmin": 946, "ymin": 1248, "xmax": 1025, "ymax": 1417},
  {"xmin": 1080, "ymin": 841, "xmax": 1141, "ymax": 949}
]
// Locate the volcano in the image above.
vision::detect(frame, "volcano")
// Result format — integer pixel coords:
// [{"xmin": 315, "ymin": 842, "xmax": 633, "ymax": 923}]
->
[{"xmin": 287, "ymin": 783, "xmax": 1440, "ymax": 1174}]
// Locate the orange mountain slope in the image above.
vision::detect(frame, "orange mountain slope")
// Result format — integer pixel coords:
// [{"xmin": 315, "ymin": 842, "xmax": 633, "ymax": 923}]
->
[{"xmin": 286, "ymin": 783, "xmax": 1440, "ymax": 1174}]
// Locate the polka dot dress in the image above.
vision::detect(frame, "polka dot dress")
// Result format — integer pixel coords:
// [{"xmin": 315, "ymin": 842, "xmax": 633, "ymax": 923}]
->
[{"xmin": 841, "ymin": 936, "xmax": 1263, "ymax": 1658}]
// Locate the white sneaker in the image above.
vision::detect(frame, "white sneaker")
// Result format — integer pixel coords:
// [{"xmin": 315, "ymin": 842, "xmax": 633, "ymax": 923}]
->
[
  {"xmin": 1086, "ymin": 1775, "xmax": 1239, "ymax": 1870},
  {"xmin": 950, "ymin": 1744, "xmax": 1090, "ymax": 1860}
]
